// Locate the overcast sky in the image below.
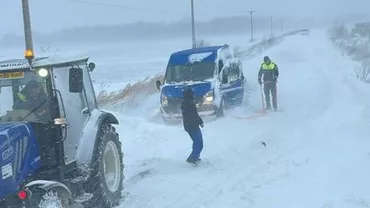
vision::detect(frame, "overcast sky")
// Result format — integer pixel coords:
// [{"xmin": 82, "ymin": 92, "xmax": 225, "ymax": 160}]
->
[{"xmin": 1, "ymin": 0, "xmax": 369, "ymax": 36}]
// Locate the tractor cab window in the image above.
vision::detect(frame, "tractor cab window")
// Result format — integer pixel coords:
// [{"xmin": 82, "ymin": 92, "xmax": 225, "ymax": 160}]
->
[{"xmin": 0, "ymin": 70, "xmax": 51, "ymax": 123}]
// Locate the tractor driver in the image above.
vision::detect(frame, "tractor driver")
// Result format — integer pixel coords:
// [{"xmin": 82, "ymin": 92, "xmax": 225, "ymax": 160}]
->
[{"xmin": 13, "ymin": 79, "xmax": 50, "ymax": 121}]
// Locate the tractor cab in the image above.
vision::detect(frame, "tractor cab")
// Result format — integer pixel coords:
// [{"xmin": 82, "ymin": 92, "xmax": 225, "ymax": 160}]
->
[
  {"xmin": 0, "ymin": 54, "xmax": 93, "ymax": 198},
  {"xmin": 0, "ymin": 54, "xmax": 94, "ymax": 172},
  {"xmin": 0, "ymin": 57, "xmax": 92, "ymax": 172}
]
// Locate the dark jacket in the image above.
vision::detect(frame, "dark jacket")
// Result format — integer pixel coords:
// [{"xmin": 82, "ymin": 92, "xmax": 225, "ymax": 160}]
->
[
  {"xmin": 258, "ymin": 62, "xmax": 279, "ymax": 82},
  {"xmin": 181, "ymin": 88, "xmax": 203, "ymax": 132},
  {"xmin": 13, "ymin": 81, "xmax": 48, "ymax": 116}
]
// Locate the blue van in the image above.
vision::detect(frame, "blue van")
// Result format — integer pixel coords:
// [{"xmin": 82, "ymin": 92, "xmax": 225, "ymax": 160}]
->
[{"xmin": 156, "ymin": 45, "xmax": 247, "ymax": 122}]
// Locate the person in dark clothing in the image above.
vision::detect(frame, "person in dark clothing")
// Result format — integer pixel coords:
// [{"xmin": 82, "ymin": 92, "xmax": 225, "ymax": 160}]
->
[
  {"xmin": 258, "ymin": 56, "xmax": 279, "ymax": 111},
  {"xmin": 14, "ymin": 79, "xmax": 49, "ymax": 121},
  {"xmin": 180, "ymin": 87, "xmax": 204, "ymax": 164}
]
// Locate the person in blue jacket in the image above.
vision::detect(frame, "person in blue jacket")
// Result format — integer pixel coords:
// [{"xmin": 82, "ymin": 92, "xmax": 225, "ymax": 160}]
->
[{"xmin": 181, "ymin": 87, "xmax": 204, "ymax": 164}]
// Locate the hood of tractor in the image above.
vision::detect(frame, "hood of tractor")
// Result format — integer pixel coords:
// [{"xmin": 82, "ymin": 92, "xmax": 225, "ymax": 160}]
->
[{"xmin": 0, "ymin": 122, "xmax": 41, "ymax": 199}]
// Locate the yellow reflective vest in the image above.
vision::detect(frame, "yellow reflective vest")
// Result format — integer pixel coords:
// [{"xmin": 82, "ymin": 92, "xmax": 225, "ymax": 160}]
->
[
  {"xmin": 17, "ymin": 92, "xmax": 27, "ymax": 102},
  {"xmin": 261, "ymin": 62, "xmax": 277, "ymax": 70}
]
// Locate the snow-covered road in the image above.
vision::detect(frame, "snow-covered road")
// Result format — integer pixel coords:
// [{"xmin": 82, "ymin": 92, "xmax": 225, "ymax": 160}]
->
[{"xmin": 115, "ymin": 29, "xmax": 370, "ymax": 208}]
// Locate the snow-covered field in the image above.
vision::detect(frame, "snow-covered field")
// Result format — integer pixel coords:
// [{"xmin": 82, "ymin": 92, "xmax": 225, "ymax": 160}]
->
[{"xmin": 1, "ymin": 28, "xmax": 370, "ymax": 207}]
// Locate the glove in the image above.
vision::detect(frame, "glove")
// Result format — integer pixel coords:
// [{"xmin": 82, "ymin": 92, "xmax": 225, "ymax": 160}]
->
[
  {"xmin": 258, "ymin": 79, "xmax": 262, "ymax": 85},
  {"xmin": 200, "ymin": 123, "xmax": 204, "ymax": 128}
]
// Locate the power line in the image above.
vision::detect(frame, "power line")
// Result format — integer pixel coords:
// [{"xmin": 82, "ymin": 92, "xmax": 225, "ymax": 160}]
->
[{"xmin": 51, "ymin": 0, "xmax": 176, "ymax": 14}]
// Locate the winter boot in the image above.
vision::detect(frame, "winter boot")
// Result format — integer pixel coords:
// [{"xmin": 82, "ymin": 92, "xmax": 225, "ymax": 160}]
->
[
  {"xmin": 264, "ymin": 106, "xmax": 271, "ymax": 110},
  {"xmin": 186, "ymin": 157, "xmax": 201, "ymax": 165}
]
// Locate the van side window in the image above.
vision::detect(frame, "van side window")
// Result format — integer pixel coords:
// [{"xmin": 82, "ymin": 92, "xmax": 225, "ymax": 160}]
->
[{"xmin": 226, "ymin": 63, "xmax": 241, "ymax": 83}]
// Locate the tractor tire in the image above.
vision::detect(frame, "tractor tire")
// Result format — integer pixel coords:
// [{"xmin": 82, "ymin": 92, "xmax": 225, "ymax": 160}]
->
[{"xmin": 85, "ymin": 123, "xmax": 124, "ymax": 208}]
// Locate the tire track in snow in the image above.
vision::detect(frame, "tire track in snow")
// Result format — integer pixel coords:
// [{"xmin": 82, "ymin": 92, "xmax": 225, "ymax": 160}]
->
[{"xmin": 119, "ymin": 115, "xmax": 315, "ymax": 208}]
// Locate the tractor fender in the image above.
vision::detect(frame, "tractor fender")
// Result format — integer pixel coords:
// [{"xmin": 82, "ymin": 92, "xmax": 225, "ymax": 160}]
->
[
  {"xmin": 25, "ymin": 180, "xmax": 73, "ymax": 202},
  {"xmin": 76, "ymin": 109, "xmax": 119, "ymax": 175}
]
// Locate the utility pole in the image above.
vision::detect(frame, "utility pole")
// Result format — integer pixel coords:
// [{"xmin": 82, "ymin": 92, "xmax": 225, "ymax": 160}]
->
[
  {"xmin": 280, "ymin": 17, "xmax": 283, "ymax": 34},
  {"xmin": 191, "ymin": 0, "xmax": 196, "ymax": 48},
  {"xmin": 21, "ymin": 0, "xmax": 35, "ymax": 65},
  {"xmin": 270, "ymin": 16, "xmax": 273, "ymax": 37},
  {"xmin": 248, "ymin": 10, "xmax": 255, "ymax": 42}
]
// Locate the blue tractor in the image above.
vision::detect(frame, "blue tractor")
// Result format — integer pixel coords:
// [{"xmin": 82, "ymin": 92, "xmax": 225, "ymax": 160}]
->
[
  {"xmin": 0, "ymin": 0, "xmax": 124, "ymax": 207},
  {"xmin": 0, "ymin": 55, "xmax": 124, "ymax": 208}
]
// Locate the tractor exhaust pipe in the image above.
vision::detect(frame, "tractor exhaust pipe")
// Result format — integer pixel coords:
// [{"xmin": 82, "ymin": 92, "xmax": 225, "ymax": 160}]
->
[{"xmin": 21, "ymin": 0, "xmax": 35, "ymax": 66}]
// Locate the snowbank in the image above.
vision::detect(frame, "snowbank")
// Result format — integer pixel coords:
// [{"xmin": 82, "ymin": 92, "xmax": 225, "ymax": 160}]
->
[
  {"xmin": 96, "ymin": 73, "xmax": 163, "ymax": 109},
  {"xmin": 329, "ymin": 22, "xmax": 370, "ymax": 82}
]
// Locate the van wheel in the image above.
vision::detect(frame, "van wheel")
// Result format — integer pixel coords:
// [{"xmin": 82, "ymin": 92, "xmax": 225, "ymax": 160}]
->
[{"xmin": 86, "ymin": 123, "xmax": 124, "ymax": 207}]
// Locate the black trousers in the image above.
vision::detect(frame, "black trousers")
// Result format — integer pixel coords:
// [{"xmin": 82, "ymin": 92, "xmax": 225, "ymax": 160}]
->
[{"xmin": 263, "ymin": 82, "xmax": 277, "ymax": 109}]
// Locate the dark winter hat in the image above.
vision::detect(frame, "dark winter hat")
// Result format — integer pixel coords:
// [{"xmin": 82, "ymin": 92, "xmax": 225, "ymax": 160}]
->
[
  {"xmin": 183, "ymin": 87, "xmax": 193, "ymax": 98},
  {"xmin": 263, "ymin": 56, "xmax": 270, "ymax": 62},
  {"xmin": 26, "ymin": 79, "xmax": 40, "ymax": 88}
]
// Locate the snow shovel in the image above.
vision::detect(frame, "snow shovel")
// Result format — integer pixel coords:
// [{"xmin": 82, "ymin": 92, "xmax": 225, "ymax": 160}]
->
[
  {"xmin": 255, "ymin": 83, "xmax": 267, "ymax": 114},
  {"xmin": 273, "ymin": 81, "xmax": 282, "ymax": 111}
]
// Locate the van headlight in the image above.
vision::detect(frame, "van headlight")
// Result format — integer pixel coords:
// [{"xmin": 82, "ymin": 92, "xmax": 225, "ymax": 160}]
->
[
  {"xmin": 203, "ymin": 91, "xmax": 214, "ymax": 104},
  {"xmin": 161, "ymin": 94, "xmax": 168, "ymax": 106}
]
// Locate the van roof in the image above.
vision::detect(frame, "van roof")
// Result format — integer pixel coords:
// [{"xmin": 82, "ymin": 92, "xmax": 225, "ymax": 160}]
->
[
  {"xmin": 171, "ymin": 45, "xmax": 228, "ymax": 56},
  {"xmin": 168, "ymin": 45, "xmax": 229, "ymax": 65}
]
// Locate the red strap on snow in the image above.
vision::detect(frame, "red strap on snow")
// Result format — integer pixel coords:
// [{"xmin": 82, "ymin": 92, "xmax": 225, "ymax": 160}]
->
[{"xmin": 234, "ymin": 110, "xmax": 267, "ymax": 120}]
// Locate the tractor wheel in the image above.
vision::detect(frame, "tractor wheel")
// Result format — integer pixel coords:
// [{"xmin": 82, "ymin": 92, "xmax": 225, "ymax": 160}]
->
[
  {"xmin": 37, "ymin": 189, "xmax": 71, "ymax": 208},
  {"xmin": 27, "ymin": 187, "xmax": 73, "ymax": 208},
  {"xmin": 86, "ymin": 123, "xmax": 124, "ymax": 207}
]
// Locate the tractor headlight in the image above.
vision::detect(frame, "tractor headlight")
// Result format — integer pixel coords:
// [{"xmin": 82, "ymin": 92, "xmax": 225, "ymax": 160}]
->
[
  {"xmin": 161, "ymin": 94, "xmax": 168, "ymax": 106},
  {"xmin": 203, "ymin": 90, "xmax": 214, "ymax": 104},
  {"xmin": 37, "ymin": 68, "xmax": 48, "ymax": 77}
]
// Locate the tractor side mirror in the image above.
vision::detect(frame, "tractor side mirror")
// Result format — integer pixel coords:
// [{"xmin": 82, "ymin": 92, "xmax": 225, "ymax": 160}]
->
[
  {"xmin": 156, "ymin": 80, "xmax": 161, "ymax": 90},
  {"xmin": 88, "ymin": 62, "xmax": 96, "ymax": 72},
  {"xmin": 69, "ymin": 67, "xmax": 83, "ymax": 93}
]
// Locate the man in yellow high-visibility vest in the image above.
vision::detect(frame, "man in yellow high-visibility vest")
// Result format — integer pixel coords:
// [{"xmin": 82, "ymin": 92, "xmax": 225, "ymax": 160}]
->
[{"xmin": 258, "ymin": 56, "xmax": 279, "ymax": 111}]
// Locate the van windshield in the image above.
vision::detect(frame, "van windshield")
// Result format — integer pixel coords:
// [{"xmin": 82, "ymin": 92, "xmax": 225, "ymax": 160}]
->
[{"xmin": 164, "ymin": 62, "xmax": 215, "ymax": 83}]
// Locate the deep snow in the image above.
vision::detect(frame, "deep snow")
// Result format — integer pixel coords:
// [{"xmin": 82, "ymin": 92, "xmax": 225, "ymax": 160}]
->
[{"xmin": 113, "ymin": 29, "xmax": 370, "ymax": 208}]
